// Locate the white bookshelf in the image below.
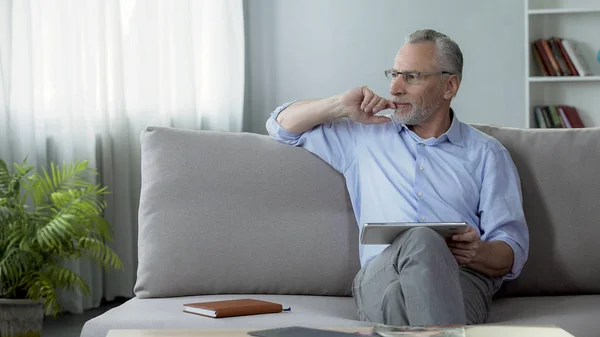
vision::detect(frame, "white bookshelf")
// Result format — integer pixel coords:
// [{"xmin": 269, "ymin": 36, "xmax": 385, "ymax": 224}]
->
[{"xmin": 525, "ymin": 0, "xmax": 600, "ymax": 128}]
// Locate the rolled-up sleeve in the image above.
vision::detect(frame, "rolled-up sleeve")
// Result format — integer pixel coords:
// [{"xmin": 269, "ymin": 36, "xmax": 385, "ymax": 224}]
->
[
  {"xmin": 478, "ymin": 148, "xmax": 530, "ymax": 281},
  {"xmin": 266, "ymin": 101, "xmax": 359, "ymax": 174}
]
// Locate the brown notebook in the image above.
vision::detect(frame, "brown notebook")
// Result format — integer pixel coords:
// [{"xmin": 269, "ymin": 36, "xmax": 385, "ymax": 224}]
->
[{"xmin": 183, "ymin": 299, "xmax": 284, "ymax": 318}]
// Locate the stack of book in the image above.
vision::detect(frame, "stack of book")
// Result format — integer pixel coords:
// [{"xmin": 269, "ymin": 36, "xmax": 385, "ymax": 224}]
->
[
  {"xmin": 531, "ymin": 37, "xmax": 593, "ymax": 76},
  {"xmin": 533, "ymin": 105, "xmax": 584, "ymax": 128}
]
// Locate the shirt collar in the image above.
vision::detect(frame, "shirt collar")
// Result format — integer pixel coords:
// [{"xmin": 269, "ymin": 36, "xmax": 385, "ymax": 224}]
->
[{"xmin": 395, "ymin": 108, "xmax": 464, "ymax": 147}]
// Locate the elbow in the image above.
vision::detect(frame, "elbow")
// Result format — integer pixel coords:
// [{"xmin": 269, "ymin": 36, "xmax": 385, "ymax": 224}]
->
[
  {"xmin": 275, "ymin": 113, "xmax": 298, "ymax": 133},
  {"xmin": 498, "ymin": 264, "xmax": 513, "ymax": 278}
]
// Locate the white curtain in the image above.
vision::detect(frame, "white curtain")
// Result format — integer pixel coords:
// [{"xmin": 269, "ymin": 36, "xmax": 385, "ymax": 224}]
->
[{"xmin": 0, "ymin": 0, "xmax": 244, "ymax": 314}]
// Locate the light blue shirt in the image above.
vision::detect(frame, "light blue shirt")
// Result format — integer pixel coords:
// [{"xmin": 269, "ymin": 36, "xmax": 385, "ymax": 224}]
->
[{"xmin": 266, "ymin": 101, "xmax": 529, "ymax": 281}]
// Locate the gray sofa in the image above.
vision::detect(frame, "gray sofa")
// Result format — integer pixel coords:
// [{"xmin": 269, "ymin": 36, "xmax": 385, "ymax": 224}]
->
[{"xmin": 81, "ymin": 125, "xmax": 600, "ymax": 337}]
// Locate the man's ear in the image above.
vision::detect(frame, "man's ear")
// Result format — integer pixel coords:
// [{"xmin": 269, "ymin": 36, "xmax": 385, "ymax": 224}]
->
[{"xmin": 443, "ymin": 75, "xmax": 460, "ymax": 100}]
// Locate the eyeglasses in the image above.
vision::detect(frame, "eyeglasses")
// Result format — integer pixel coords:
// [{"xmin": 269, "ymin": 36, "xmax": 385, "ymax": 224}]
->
[{"xmin": 384, "ymin": 69, "xmax": 453, "ymax": 85}]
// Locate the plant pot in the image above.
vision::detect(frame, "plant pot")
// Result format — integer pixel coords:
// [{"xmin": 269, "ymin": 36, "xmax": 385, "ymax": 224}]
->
[{"xmin": 0, "ymin": 299, "xmax": 43, "ymax": 337}]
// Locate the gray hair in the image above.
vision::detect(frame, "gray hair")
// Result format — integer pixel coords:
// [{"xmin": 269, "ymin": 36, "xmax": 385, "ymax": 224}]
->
[{"xmin": 405, "ymin": 29, "xmax": 463, "ymax": 80}]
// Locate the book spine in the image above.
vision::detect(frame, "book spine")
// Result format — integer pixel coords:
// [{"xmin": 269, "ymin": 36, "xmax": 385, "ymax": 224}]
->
[
  {"xmin": 561, "ymin": 39, "xmax": 592, "ymax": 76},
  {"xmin": 541, "ymin": 39, "xmax": 563, "ymax": 76},
  {"xmin": 532, "ymin": 44, "xmax": 549, "ymax": 76},
  {"xmin": 563, "ymin": 106, "xmax": 585, "ymax": 128},
  {"xmin": 215, "ymin": 304, "xmax": 283, "ymax": 318},
  {"xmin": 556, "ymin": 39, "xmax": 579, "ymax": 76},
  {"xmin": 548, "ymin": 105, "xmax": 564, "ymax": 128},
  {"xmin": 541, "ymin": 106, "xmax": 553, "ymax": 127},
  {"xmin": 534, "ymin": 40, "xmax": 556, "ymax": 76},
  {"xmin": 549, "ymin": 38, "xmax": 571, "ymax": 76},
  {"xmin": 557, "ymin": 106, "xmax": 572, "ymax": 128},
  {"xmin": 534, "ymin": 106, "xmax": 546, "ymax": 128}
]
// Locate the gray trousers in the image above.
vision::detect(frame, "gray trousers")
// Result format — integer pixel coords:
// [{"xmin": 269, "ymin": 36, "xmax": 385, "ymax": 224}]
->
[{"xmin": 352, "ymin": 227, "xmax": 503, "ymax": 326}]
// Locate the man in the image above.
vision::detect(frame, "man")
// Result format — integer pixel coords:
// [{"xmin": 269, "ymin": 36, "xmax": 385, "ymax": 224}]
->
[{"xmin": 265, "ymin": 29, "xmax": 529, "ymax": 326}]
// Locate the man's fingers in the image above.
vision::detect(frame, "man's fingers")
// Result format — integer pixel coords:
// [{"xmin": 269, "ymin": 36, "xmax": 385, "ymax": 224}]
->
[
  {"xmin": 446, "ymin": 241, "xmax": 478, "ymax": 250},
  {"xmin": 450, "ymin": 247, "xmax": 472, "ymax": 258},
  {"xmin": 372, "ymin": 98, "xmax": 389, "ymax": 114},
  {"xmin": 360, "ymin": 88, "xmax": 374, "ymax": 110},
  {"xmin": 452, "ymin": 227, "xmax": 478, "ymax": 242},
  {"xmin": 454, "ymin": 255, "xmax": 469, "ymax": 265},
  {"xmin": 364, "ymin": 95, "xmax": 382, "ymax": 113},
  {"xmin": 454, "ymin": 232, "xmax": 477, "ymax": 242}
]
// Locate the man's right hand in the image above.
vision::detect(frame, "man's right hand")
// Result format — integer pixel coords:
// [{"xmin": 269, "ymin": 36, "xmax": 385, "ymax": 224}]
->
[{"xmin": 338, "ymin": 86, "xmax": 396, "ymax": 125}]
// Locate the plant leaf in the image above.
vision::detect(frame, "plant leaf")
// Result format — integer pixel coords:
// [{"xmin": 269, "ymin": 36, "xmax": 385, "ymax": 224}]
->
[{"xmin": 1, "ymin": 157, "xmax": 119, "ymax": 315}]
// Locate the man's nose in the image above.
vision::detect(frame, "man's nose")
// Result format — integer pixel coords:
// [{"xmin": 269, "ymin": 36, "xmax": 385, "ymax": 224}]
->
[{"xmin": 390, "ymin": 77, "xmax": 407, "ymax": 96}]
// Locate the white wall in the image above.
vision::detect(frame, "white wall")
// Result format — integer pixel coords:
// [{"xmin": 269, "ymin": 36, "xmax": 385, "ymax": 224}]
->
[{"xmin": 243, "ymin": 0, "xmax": 525, "ymax": 134}]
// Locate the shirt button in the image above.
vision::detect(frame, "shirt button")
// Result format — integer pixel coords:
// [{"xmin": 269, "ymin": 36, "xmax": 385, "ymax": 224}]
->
[
  {"xmin": 419, "ymin": 143, "xmax": 425, "ymax": 147},
  {"xmin": 420, "ymin": 216, "xmax": 426, "ymax": 221},
  {"xmin": 419, "ymin": 166, "xmax": 424, "ymax": 171},
  {"xmin": 417, "ymin": 192, "xmax": 423, "ymax": 197}
]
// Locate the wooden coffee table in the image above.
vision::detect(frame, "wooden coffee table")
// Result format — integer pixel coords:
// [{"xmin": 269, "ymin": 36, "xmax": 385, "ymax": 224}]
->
[{"xmin": 107, "ymin": 325, "xmax": 575, "ymax": 337}]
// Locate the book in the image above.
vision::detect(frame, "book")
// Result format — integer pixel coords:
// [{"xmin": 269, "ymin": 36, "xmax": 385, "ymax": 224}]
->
[
  {"xmin": 549, "ymin": 38, "xmax": 572, "ymax": 76},
  {"xmin": 532, "ymin": 44, "xmax": 549, "ymax": 76},
  {"xmin": 541, "ymin": 106, "xmax": 554, "ymax": 128},
  {"xmin": 557, "ymin": 106, "xmax": 572, "ymax": 128},
  {"xmin": 548, "ymin": 105, "xmax": 564, "ymax": 128},
  {"xmin": 183, "ymin": 299, "xmax": 285, "ymax": 318},
  {"xmin": 561, "ymin": 39, "xmax": 593, "ymax": 76},
  {"xmin": 560, "ymin": 105, "xmax": 585, "ymax": 128},
  {"xmin": 541, "ymin": 39, "xmax": 563, "ymax": 76},
  {"xmin": 534, "ymin": 106, "xmax": 547, "ymax": 128},
  {"xmin": 373, "ymin": 324, "xmax": 465, "ymax": 337},
  {"xmin": 534, "ymin": 40, "xmax": 557, "ymax": 76},
  {"xmin": 555, "ymin": 38, "xmax": 579, "ymax": 76}
]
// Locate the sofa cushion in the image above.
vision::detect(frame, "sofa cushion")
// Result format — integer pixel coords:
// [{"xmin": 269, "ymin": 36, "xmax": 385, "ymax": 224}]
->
[
  {"xmin": 472, "ymin": 125, "xmax": 600, "ymax": 297},
  {"xmin": 80, "ymin": 295, "xmax": 371, "ymax": 337},
  {"xmin": 134, "ymin": 127, "xmax": 361, "ymax": 298},
  {"xmin": 80, "ymin": 294, "xmax": 600, "ymax": 337},
  {"xmin": 487, "ymin": 295, "xmax": 600, "ymax": 337}
]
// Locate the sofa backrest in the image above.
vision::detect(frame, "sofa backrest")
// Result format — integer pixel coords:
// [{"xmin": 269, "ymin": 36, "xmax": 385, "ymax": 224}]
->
[
  {"xmin": 134, "ymin": 126, "xmax": 361, "ymax": 298},
  {"xmin": 134, "ymin": 125, "xmax": 600, "ymax": 299},
  {"xmin": 471, "ymin": 125, "xmax": 600, "ymax": 297}
]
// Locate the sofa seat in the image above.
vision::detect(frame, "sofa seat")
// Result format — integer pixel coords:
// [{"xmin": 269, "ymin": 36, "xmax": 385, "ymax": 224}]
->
[
  {"xmin": 80, "ymin": 294, "xmax": 373, "ymax": 337},
  {"xmin": 488, "ymin": 295, "xmax": 600, "ymax": 337},
  {"xmin": 81, "ymin": 294, "xmax": 600, "ymax": 337}
]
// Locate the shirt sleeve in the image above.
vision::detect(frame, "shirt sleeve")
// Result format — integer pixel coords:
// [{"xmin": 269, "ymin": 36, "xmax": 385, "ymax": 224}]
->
[
  {"xmin": 478, "ymin": 147, "xmax": 530, "ymax": 281},
  {"xmin": 265, "ymin": 101, "xmax": 359, "ymax": 174}
]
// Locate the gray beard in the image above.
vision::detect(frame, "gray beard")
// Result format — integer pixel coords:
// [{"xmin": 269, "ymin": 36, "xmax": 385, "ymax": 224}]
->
[{"xmin": 392, "ymin": 102, "xmax": 439, "ymax": 126}]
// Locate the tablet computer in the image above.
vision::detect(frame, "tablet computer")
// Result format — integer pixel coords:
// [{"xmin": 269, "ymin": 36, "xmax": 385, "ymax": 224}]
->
[{"xmin": 360, "ymin": 222, "xmax": 469, "ymax": 245}]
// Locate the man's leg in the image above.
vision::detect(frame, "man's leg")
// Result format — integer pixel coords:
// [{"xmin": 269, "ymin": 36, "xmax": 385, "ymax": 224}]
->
[
  {"xmin": 459, "ymin": 267, "xmax": 503, "ymax": 325},
  {"xmin": 352, "ymin": 227, "xmax": 500, "ymax": 325},
  {"xmin": 352, "ymin": 227, "xmax": 465, "ymax": 325}
]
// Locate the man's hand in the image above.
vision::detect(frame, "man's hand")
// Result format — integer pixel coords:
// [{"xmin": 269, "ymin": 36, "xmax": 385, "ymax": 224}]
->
[
  {"xmin": 274, "ymin": 86, "xmax": 396, "ymax": 133},
  {"xmin": 445, "ymin": 226, "xmax": 482, "ymax": 266},
  {"xmin": 338, "ymin": 86, "xmax": 396, "ymax": 125}
]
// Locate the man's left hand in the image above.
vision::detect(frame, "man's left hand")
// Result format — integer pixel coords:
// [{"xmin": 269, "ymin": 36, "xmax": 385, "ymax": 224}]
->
[{"xmin": 445, "ymin": 226, "xmax": 482, "ymax": 265}]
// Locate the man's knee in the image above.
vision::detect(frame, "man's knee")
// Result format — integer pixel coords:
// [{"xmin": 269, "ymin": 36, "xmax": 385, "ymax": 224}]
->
[
  {"xmin": 393, "ymin": 227, "xmax": 446, "ymax": 248},
  {"xmin": 389, "ymin": 227, "xmax": 455, "ymax": 266}
]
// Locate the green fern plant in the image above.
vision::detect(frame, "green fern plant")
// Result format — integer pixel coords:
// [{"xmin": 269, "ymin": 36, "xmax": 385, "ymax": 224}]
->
[{"xmin": 0, "ymin": 157, "xmax": 122, "ymax": 316}]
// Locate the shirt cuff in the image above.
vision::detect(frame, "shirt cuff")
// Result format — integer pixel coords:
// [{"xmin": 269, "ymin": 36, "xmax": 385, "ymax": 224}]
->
[
  {"xmin": 266, "ymin": 100, "xmax": 304, "ymax": 140},
  {"xmin": 493, "ymin": 236, "xmax": 526, "ymax": 281}
]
